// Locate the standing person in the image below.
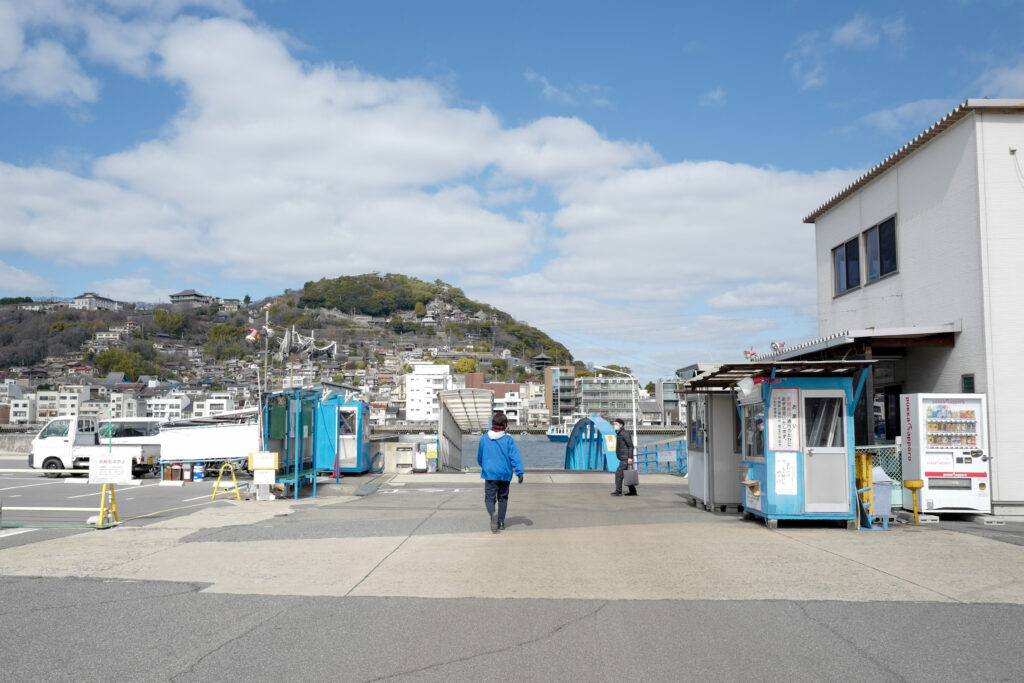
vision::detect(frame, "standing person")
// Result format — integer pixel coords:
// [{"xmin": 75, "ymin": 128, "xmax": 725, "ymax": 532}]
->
[
  {"xmin": 611, "ymin": 417, "xmax": 637, "ymax": 496},
  {"xmin": 477, "ymin": 412, "xmax": 524, "ymax": 533}
]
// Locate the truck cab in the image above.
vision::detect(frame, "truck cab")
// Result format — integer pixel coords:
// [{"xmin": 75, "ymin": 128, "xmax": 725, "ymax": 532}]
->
[
  {"xmin": 30, "ymin": 416, "xmax": 99, "ymax": 473},
  {"xmin": 30, "ymin": 415, "xmax": 160, "ymax": 477}
]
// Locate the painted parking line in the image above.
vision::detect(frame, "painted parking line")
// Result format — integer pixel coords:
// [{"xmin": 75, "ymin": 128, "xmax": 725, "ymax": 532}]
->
[
  {"xmin": 182, "ymin": 493, "xmax": 219, "ymax": 501},
  {"xmin": 0, "ymin": 481, "xmax": 68, "ymax": 492},
  {"xmin": 65, "ymin": 483, "xmax": 162, "ymax": 500},
  {"xmin": 0, "ymin": 529, "xmax": 36, "ymax": 539}
]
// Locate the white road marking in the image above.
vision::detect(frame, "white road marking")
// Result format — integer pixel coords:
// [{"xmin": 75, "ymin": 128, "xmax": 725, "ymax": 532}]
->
[
  {"xmin": 0, "ymin": 529, "xmax": 36, "ymax": 539},
  {"xmin": 182, "ymin": 494, "xmax": 214, "ymax": 501},
  {"xmin": 65, "ymin": 483, "xmax": 161, "ymax": 499},
  {"xmin": 0, "ymin": 481, "xmax": 66, "ymax": 492}
]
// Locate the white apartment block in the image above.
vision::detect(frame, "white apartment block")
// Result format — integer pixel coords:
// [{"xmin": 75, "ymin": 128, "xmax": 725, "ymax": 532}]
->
[
  {"xmin": 79, "ymin": 398, "xmax": 110, "ymax": 419},
  {"xmin": 406, "ymin": 363, "xmax": 453, "ymax": 422},
  {"xmin": 9, "ymin": 397, "xmax": 35, "ymax": 424},
  {"xmin": 147, "ymin": 394, "xmax": 191, "ymax": 421},
  {"xmin": 35, "ymin": 390, "xmax": 59, "ymax": 420},
  {"xmin": 494, "ymin": 390, "xmax": 522, "ymax": 426},
  {"xmin": 779, "ymin": 99, "xmax": 1024, "ymax": 515},
  {"xmin": 192, "ymin": 393, "xmax": 235, "ymax": 418},
  {"xmin": 0, "ymin": 380, "xmax": 22, "ymax": 400},
  {"xmin": 57, "ymin": 386, "xmax": 89, "ymax": 416},
  {"xmin": 109, "ymin": 392, "xmax": 147, "ymax": 419}
]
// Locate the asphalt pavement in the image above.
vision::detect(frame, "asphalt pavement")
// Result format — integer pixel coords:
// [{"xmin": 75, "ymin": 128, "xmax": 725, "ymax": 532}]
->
[{"xmin": 1, "ymin": 469, "xmax": 1023, "ymax": 682}]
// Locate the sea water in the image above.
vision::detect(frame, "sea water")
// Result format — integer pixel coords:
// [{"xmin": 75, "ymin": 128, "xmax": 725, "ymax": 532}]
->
[{"xmin": 461, "ymin": 433, "xmax": 671, "ymax": 469}]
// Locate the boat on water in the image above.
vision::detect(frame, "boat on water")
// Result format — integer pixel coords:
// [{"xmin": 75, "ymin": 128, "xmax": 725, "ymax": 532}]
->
[{"xmin": 546, "ymin": 423, "xmax": 572, "ymax": 442}]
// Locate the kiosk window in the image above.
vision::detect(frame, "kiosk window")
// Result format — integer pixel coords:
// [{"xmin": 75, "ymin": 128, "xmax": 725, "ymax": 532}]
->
[
  {"xmin": 742, "ymin": 403, "xmax": 765, "ymax": 461},
  {"xmin": 805, "ymin": 397, "xmax": 845, "ymax": 447},
  {"xmin": 339, "ymin": 411, "xmax": 356, "ymax": 435}
]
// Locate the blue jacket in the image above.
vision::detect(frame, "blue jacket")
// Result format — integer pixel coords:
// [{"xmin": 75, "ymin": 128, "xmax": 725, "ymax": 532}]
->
[{"xmin": 477, "ymin": 430, "xmax": 524, "ymax": 481}]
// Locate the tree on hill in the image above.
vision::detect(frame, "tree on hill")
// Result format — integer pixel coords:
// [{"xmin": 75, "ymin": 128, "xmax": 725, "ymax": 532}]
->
[
  {"xmin": 94, "ymin": 349, "xmax": 161, "ymax": 381},
  {"xmin": 453, "ymin": 357, "xmax": 477, "ymax": 374},
  {"xmin": 153, "ymin": 309, "xmax": 185, "ymax": 336}
]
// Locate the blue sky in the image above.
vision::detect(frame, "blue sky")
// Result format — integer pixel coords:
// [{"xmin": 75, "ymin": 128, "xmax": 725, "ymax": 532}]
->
[{"xmin": 1, "ymin": 1, "xmax": 1023, "ymax": 381}]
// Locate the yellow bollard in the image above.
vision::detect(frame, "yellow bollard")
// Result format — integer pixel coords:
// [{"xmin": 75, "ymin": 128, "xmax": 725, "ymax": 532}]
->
[{"xmin": 904, "ymin": 480, "xmax": 924, "ymax": 525}]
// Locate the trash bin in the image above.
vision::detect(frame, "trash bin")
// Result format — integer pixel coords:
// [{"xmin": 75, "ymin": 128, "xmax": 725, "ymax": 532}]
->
[
  {"xmin": 171, "ymin": 464, "xmax": 182, "ymax": 481},
  {"xmin": 872, "ymin": 466, "xmax": 893, "ymax": 518},
  {"xmin": 193, "ymin": 462, "xmax": 205, "ymax": 481},
  {"xmin": 182, "ymin": 463, "xmax": 192, "ymax": 481}
]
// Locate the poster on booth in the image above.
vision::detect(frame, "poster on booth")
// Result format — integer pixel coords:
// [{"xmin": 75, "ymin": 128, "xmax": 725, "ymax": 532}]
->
[
  {"xmin": 88, "ymin": 452, "xmax": 133, "ymax": 485},
  {"xmin": 768, "ymin": 389, "xmax": 800, "ymax": 451},
  {"xmin": 775, "ymin": 452, "xmax": 798, "ymax": 496}
]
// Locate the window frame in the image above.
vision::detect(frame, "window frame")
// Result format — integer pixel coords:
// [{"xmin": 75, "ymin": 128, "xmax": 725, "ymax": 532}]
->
[
  {"xmin": 863, "ymin": 215, "xmax": 898, "ymax": 283},
  {"xmin": 832, "ymin": 236, "xmax": 861, "ymax": 297}
]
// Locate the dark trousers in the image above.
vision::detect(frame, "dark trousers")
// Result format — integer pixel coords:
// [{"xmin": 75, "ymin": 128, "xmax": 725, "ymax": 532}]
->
[
  {"xmin": 484, "ymin": 480, "xmax": 511, "ymax": 522},
  {"xmin": 615, "ymin": 462, "xmax": 637, "ymax": 494}
]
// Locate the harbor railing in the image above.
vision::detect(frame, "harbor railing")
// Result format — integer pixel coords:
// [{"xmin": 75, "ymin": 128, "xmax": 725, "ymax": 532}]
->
[{"xmin": 635, "ymin": 437, "xmax": 687, "ymax": 475}]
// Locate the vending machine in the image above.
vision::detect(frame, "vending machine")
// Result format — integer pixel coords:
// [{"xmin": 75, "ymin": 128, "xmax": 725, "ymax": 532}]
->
[{"xmin": 900, "ymin": 393, "xmax": 990, "ymax": 514}]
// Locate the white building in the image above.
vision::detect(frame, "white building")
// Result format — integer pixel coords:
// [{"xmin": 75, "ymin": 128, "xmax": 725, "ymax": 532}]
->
[
  {"xmin": 57, "ymin": 386, "xmax": 89, "ymax": 416},
  {"xmin": 777, "ymin": 99, "xmax": 1024, "ymax": 516},
  {"xmin": 494, "ymin": 390, "xmax": 523, "ymax": 426},
  {"xmin": 9, "ymin": 397, "xmax": 35, "ymax": 424},
  {"xmin": 109, "ymin": 391, "xmax": 147, "ymax": 419},
  {"xmin": 192, "ymin": 393, "xmax": 235, "ymax": 418},
  {"xmin": 71, "ymin": 292, "xmax": 123, "ymax": 311},
  {"xmin": 35, "ymin": 390, "xmax": 59, "ymax": 420},
  {"xmin": 406, "ymin": 363, "xmax": 453, "ymax": 422},
  {"xmin": 147, "ymin": 393, "xmax": 191, "ymax": 421}
]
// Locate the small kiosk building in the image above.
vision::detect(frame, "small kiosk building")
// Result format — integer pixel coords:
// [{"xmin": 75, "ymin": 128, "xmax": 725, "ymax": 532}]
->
[{"xmin": 684, "ymin": 361, "xmax": 870, "ymax": 528}]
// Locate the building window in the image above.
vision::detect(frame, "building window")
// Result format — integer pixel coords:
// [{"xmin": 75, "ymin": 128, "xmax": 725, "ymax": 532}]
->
[
  {"xmin": 864, "ymin": 216, "xmax": 897, "ymax": 281},
  {"xmin": 832, "ymin": 237, "xmax": 860, "ymax": 295},
  {"xmin": 961, "ymin": 374, "xmax": 975, "ymax": 393}
]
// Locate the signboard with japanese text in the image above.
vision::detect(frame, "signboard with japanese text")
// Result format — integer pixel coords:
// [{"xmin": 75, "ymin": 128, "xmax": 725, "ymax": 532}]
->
[
  {"xmin": 775, "ymin": 452, "xmax": 798, "ymax": 496},
  {"xmin": 768, "ymin": 388, "xmax": 800, "ymax": 451},
  {"xmin": 88, "ymin": 452, "xmax": 133, "ymax": 485}
]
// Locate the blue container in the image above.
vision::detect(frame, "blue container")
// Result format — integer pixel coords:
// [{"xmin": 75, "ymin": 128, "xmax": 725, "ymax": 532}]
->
[{"xmin": 193, "ymin": 462, "xmax": 205, "ymax": 481}]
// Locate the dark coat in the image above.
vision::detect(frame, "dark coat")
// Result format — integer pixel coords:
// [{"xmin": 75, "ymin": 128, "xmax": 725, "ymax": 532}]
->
[{"xmin": 615, "ymin": 428, "xmax": 634, "ymax": 463}]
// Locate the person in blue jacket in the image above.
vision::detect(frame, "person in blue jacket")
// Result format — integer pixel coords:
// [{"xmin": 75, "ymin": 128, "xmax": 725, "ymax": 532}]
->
[{"xmin": 477, "ymin": 412, "xmax": 524, "ymax": 533}]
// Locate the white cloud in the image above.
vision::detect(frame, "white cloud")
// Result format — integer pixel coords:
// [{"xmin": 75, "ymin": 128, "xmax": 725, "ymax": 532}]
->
[
  {"xmin": 0, "ymin": 14, "xmax": 861, "ymax": 378},
  {"xmin": 698, "ymin": 87, "xmax": 726, "ymax": 106},
  {"xmin": 707, "ymin": 281, "xmax": 814, "ymax": 311},
  {"xmin": 832, "ymin": 16, "xmax": 880, "ymax": 48},
  {"xmin": 84, "ymin": 277, "xmax": 174, "ymax": 303},
  {"xmin": 786, "ymin": 32, "xmax": 827, "ymax": 90},
  {"xmin": 849, "ymin": 98, "xmax": 957, "ymax": 136},
  {"xmin": 524, "ymin": 69, "xmax": 611, "ymax": 107},
  {"xmin": 0, "ymin": 259, "xmax": 53, "ymax": 296},
  {"xmin": 789, "ymin": 14, "xmax": 906, "ymax": 90},
  {"xmin": 0, "ymin": 39, "xmax": 98, "ymax": 103},
  {"xmin": 977, "ymin": 59, "xmax": 1024, "ymax": 98}
]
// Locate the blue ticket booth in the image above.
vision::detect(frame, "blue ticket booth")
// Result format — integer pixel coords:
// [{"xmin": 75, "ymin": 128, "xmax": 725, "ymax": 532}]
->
[
  {"xmin": 684, "ymin": 361, "xmax": 870, "ymax": 529},
  {"xmin": 313, "ymin": 390, "xmax": 371, "ymax": 476}
]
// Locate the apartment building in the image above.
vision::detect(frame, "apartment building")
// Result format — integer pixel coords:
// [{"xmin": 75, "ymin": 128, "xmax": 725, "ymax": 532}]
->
[
  {"xmin": 577, "ymin": 375, "xmax": 636, "ymax": 425},
  {"xmin": 9, "ymin": 397, "xmax": 35, "ymax": 424},
  {"xmin": 544, "ymin": 366, "xmax": 577, "ymax": 425},
  {"xmin": 406, "ymin": 363, "xmax": 453, "ymax": 422},
  {"xmin": 147, "ymin": 394, "xmax": 191, "ymax": 421},
  {"xmin": 192, "ymin": 393, "xmax": 235, "ymax": 418}
]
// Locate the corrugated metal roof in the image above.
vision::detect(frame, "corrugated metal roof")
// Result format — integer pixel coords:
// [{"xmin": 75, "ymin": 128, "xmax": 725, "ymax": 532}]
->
[
  {"xmin": 683, "ymin": 361, "xmax": 873, "ymax": 392},
  {"xmin": 758, "ymin": 323, "xmax": 961, "ymax": 361},
  {"xmin": 438, "ymin": 389, "xmax": 494, "ymax": 432},
  {"xmin": 804, "ymin": 98, "xmax": 1024, "ymax": 224}
]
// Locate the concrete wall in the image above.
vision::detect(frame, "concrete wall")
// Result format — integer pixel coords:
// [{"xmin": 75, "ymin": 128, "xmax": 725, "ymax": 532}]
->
[
  {"xmin": 977, "ymin": 111, "xmax": 1024, "ymax": 507},
  {"xmin": 0, "ymin": 433, "xmax": 34, "ymax": 454},
  {"xmin": 814, "ymin": 114, "xmax": 986, "ymax": 395},
  {"xmin": 813, "ymin": 110, "xmax": 1024, "ymax": 511}
]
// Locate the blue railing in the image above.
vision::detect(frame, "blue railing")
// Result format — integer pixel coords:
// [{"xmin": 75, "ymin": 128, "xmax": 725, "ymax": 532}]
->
[{"xmin": 635, "ymin": 438, "xmax": 687, "ymax": 475}]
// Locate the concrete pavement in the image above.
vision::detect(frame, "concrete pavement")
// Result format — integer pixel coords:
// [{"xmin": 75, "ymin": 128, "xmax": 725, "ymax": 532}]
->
[{"xmin": 2, "ymin": 471, "xmax": 1024, "ymax": 681}]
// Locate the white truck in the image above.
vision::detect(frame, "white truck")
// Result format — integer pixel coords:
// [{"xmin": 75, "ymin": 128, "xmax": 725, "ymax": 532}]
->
[{"xmin": 29, "ymin": 415, "xmax": 161, "ymax": 477}]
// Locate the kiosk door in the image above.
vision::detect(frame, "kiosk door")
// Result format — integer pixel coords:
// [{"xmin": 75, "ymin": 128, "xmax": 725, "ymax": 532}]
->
[
  {"xmin": 802, "ymin": 390, "xmax": 849, "ymax": 513},
  {"xmin": 336, "ymin": 408, "xmax": 358, "ymax": 469}
]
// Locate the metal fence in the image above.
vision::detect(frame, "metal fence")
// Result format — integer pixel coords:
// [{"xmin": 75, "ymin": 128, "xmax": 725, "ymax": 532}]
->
[
  {"xmin": 855, "ymin": 444, "xmax": 903, "ymax": 509},
  {"xmin": 635, "ymin": 439, "xmax": 687, "ymax": 475}
]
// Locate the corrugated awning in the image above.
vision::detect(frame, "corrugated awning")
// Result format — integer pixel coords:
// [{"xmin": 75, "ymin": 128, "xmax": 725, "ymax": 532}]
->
[
  {"xmin": 438, "ymin": 389, "xmax": 494, "ymax": 432},
  {"xmin": 684, "ymin": 361, "xmax": 873, "ymax": 392},
  {"xmin": 758, "ymin": 323, "xmax": 961, "ymax": 361}
]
